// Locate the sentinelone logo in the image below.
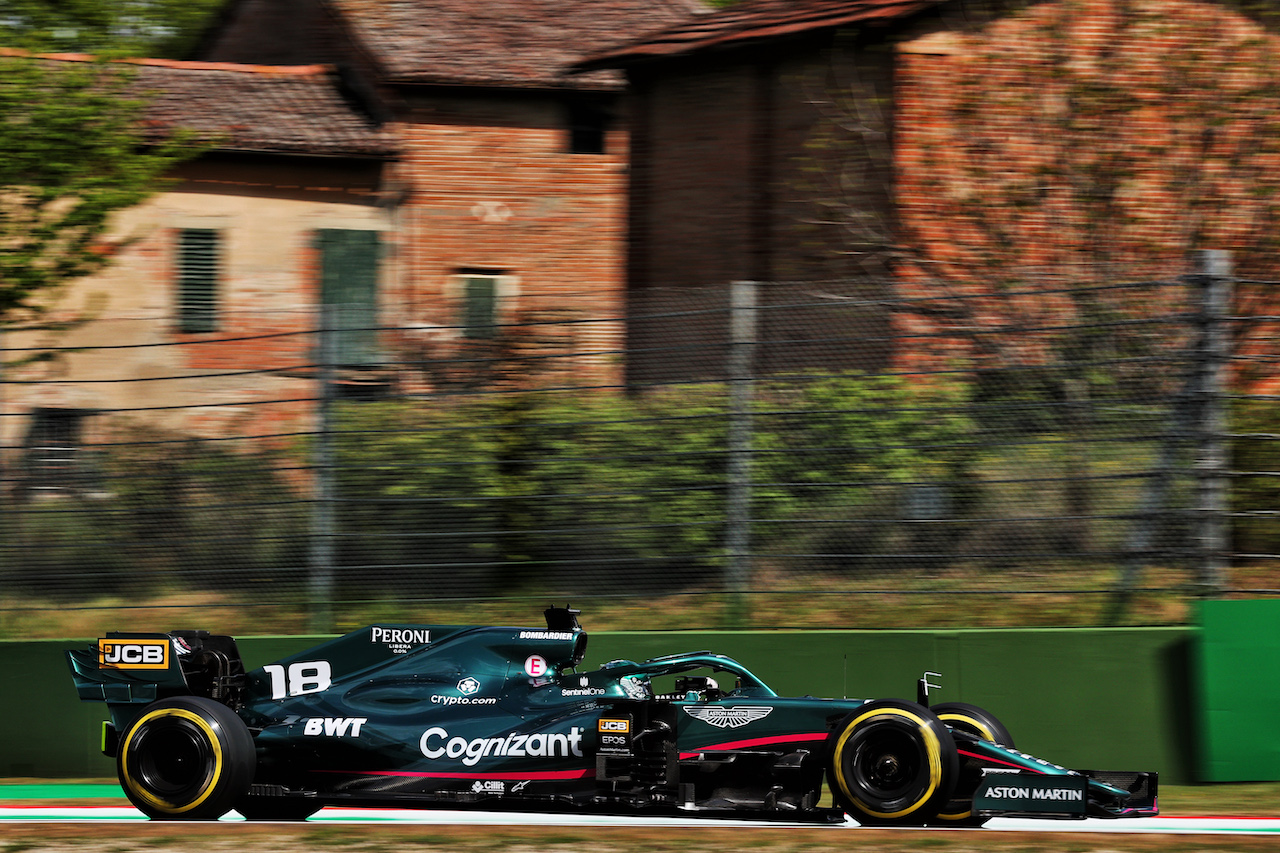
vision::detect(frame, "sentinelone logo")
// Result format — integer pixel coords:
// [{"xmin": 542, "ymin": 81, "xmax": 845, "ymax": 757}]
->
[{"xmin": 420, "ymin": 727, "xmax": 584, "ymax": 766}]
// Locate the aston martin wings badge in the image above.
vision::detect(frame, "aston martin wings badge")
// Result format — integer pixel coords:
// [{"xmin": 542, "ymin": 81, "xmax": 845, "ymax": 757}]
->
[{"xmin": 684, "ymin": 705, "xmax": 773, "ymax": 729}]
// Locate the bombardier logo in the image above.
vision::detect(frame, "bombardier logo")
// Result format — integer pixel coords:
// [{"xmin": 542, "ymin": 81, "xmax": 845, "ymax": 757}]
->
[
  {"xmin": 420, "ymin": 726, "xmax": 584, "ymax": 766},
  {"xmin": 683, "ymin": 706, "xmax": 773, "ymax": 729},
  {"xmin": 98, "ymin": 639, "xmax": 169, "ymax": 670}
]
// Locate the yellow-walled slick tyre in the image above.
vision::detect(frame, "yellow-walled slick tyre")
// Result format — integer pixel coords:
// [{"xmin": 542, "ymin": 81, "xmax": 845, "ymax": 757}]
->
[
  {"xmin": 117, "ymin": 696, "xmax": 256, "ymax": 820},
  {"xmin": 930, "ymin": 701, "xmax": 1016, "ymax": 827},
  {"xmin": 827, "ymin": 699, "xmax": 958, "ymax": 826}
]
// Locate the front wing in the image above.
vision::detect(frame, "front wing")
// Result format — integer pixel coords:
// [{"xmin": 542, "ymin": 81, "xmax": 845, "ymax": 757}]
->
[{"xmin": 974, "ymin": 769, "xmax": 1159, "ymax": 819}]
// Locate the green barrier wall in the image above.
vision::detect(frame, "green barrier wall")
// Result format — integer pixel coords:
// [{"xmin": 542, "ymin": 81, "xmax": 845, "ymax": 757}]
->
[
  {"xmin": 8, "ymin": 628, "xmax": 1195, "ymax": 782},
  {"xmin": 1195, "ymin": 599, "xmax": 1280, "ymax": 781}
]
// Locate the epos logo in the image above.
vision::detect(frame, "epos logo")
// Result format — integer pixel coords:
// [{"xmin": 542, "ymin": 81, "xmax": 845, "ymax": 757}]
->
[
  {"xmin": 598, "ymin": 719, "xmax": 630, "ymax": 733},
  {"xmin": 98, "ymin": 639, "xmax": 169, "ymax": 670}
]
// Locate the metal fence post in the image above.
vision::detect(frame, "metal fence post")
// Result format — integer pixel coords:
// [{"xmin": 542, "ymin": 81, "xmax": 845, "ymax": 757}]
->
[
  {"xmin": 309, "ymin": 304, "xmax": 337, "ymax": 634},
  {"xmin": 1196, "ymin": 250, "xmax": 1231, "ymax": 595},
  {"xmin": 726, "ymin": 281, "xmax": 757, "ymax": 626}
]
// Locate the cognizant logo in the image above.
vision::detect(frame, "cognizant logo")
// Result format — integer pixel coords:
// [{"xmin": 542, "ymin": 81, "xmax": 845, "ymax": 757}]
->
[{"xmin": 419, "ymin": 726, "xmax": 584, "ymax": 766}]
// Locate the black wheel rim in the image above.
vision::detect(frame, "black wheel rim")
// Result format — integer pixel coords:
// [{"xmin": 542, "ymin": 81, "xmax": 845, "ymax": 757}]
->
[
  {"xmin": 130, "ymin": 717, "xmax": 215, "ymax": 801},
  {"xmin": 847, "ymin": 721, "xmax": 928, "ymax": 808}
]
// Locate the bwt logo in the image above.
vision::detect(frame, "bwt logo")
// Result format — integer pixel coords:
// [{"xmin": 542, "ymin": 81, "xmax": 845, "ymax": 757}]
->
[
  {"xmin": 98, "ymin": 639, "xmax": 169, "ymax": 670},
  {"xmin": 304, "ymin": 717, "xmax": 367, "ymax": 737}
]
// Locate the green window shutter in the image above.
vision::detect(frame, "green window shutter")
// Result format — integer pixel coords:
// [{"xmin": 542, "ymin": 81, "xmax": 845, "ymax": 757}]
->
[
  {"xmin": 318, "ymin": 229, "xmax": 381, "ymax": 366},
  {"xmin": 178, "ymin": 228, "xmax": 219, "ymax": 333},
  {"xmin": 463, "ymin": 276, "xmax": 497, "ymax": 339}
]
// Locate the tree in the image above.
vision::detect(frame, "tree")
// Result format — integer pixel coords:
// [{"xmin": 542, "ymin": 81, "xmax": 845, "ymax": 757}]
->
[
  {"xmin": 0, "ymin": 0, "xmax": 226, "ymax": 58},
  {"xmin": 789, "ymin": 0, "xmax": 1280, "ymax": 617},
  {"xmin": 797, "ymin": 0, "xmax": 1280, "ymax": 336},
  {"xmin": 0, "ymin": 55, "xmax": 194, "ymax": 324}
]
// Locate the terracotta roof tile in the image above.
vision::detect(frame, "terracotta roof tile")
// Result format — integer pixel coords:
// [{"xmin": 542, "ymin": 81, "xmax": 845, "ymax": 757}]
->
[
  {"xmin": 129, "ymin": 60, "xmax": 397, "ymax": 157},
  {"xmin": 577, "ymin": 0, "xmax": 946, "ymax": 68},
  {"xmin": 4, "ymin": 53, "xmax": 397, "ymax": 158},
  {"xmin": 328, "ymin": 0, "xmax": 710, "ymax": 89}
]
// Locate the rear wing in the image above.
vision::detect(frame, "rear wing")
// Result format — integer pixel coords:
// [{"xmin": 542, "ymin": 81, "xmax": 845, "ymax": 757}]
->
[{"xmin": 66, "ymin": 631, "xmax": 247, "ymax": 708}]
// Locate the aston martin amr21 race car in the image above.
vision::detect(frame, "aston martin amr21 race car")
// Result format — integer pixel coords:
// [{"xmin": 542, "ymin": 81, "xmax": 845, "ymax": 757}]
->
[{"xmin": 66, "ymin": 607, "xmax": 1158, "ymax": 824}]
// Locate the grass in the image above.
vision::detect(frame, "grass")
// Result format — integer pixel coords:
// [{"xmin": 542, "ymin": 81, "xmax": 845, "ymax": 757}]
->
[{"xmin": 6, "ymin": 559, "xmax": 1272, "ymax": 640}]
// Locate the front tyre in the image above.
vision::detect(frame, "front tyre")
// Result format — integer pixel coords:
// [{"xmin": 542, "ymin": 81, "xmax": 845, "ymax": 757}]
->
[
  {"xmin": 117, "ymin": 696, "xmax": 256, "ymax": 820},
  {"xmin": 930, "ymin": 701, "xmax": 1015, "ymax": 828},
  {"xmin": 827, "ymin": 699, "xmax": 958, "ymax": 826}
]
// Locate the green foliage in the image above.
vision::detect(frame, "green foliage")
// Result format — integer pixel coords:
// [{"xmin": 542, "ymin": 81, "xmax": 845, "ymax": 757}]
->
[
  {"xmin": 525, "ymin": 388, "xmax": 732, "ymax": 589},
  {"xmin": 104, "ymin": 432, "xmax": 307, "ymax": 587},
  {"xmin": 0, "ymin": 56, "xmax": 195, "ymax": 322},
  {"xmin": 0, "ymin": 0, "xmax": 226, "ymax": 58},
  {"xmin": 332, "ymin": 399, "xmax": 508, "ymax": 595},
  {"xmin": 2, "ymin": 428, "xmax": 307, "ymax": 597},
  {"xmin": 326, "ymin": 374, "xmax": 978, "ymax": 596},
  {"xmin": 755, "ymin": 373, "xmax": 974, "ymax": 517},
  {"xmin": 753, "ymin": 374, "xmax": 977, "ymax": 568},
  {"xmin": 1, "ymin": 377, "xmax": 982, "ymax": 601},
  {"xmin": 1231, "ymin": 399, "xmax": 1280, "ymax": 557}
]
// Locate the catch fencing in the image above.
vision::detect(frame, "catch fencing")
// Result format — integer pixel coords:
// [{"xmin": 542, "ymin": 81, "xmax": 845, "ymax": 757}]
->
[{"xmin": 0, "ymin": 252, "xmax": 1276, "ymax": 634}]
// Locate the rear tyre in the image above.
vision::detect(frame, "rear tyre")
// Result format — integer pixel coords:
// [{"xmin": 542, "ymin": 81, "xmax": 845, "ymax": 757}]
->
[
  {"xmin": 235, "ymin": 795, "xmax": 321, "ymax": 821},
  {"xmin": 930, "ymin": 702, "xmax": 1015, "ymax": 827},
  {"xmin": 827, "ymin": 699, "xmax": 959, "ymax": 826},
  {"xmin": 117, "ymin": 696, "xmax": 256, "ymax": 820}
]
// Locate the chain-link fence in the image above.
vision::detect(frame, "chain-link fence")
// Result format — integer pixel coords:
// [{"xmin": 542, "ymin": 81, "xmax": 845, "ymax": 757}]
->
[{"xmin": 1, "ymin": 255, "xmax": 1276, "ymax": 636}]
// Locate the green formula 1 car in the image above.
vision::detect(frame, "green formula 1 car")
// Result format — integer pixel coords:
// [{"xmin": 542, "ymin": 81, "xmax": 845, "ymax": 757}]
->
[{"xmin": 66, "ymin": 607, "xmax": 1158, "ymax": 824}]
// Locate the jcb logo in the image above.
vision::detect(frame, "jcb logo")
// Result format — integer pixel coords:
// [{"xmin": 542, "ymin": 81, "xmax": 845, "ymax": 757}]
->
[
  {"xmin": 98, "ymin": 639, "xmax": 169, "ymax": 670},
  {"xmin": 599, "ymin": 719, "xmax": 630, "ymax": 733}
]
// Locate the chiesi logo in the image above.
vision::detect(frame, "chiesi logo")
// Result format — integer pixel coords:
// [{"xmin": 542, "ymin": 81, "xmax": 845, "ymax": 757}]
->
[
  {"xmin": 371, "ymin": 626, "xmax": 431, "ymax": 654},
  {"xmin": 98, "ymin": 639, "xmax": 169, "ymax": 670},
  {"xmin": 420, "ymin": 726, "xmax": 584, "ymax": 766},
  {"xmin": 683, "ymin": 706, "xmax": 773, "ymax": 729}
]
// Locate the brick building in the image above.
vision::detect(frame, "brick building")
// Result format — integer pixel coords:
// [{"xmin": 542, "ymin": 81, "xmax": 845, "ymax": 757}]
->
[
  {"xmin": 581, "ymin": 0, "xmax": 1280, "ymax": 381},
  {"xmin": 197, "ymin": 0, "xmax": 706, "ymax": 392},
  {"xmin": 2, "ymin": 0, "xmax": 706, "ymax": 490},
  {"xmin": 1, "ymin": 57, "xmax": 398, "ymax": 490}
]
